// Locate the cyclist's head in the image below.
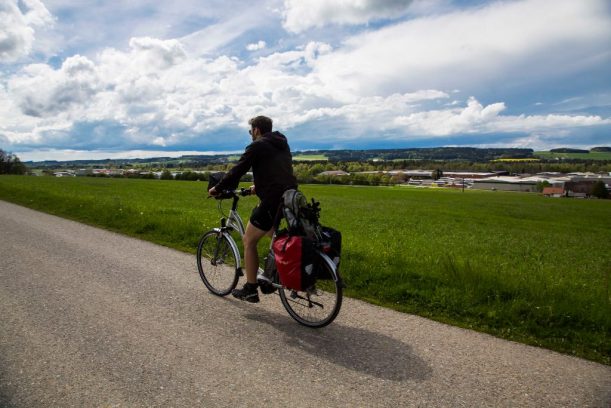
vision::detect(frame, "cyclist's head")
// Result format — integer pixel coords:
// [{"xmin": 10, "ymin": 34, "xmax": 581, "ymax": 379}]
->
[{"xmin": 248, "ymin": 116, "xmax": 273, "ymax": 135}]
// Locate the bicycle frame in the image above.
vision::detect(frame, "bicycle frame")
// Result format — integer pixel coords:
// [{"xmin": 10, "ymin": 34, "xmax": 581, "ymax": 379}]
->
[
  {"xmin": 209, "ymin": 195, "xmax": 246, "ymax": 275},
  {"xmin": 220, "ymin": 195, "xmax": 246, "ymax": 237}
]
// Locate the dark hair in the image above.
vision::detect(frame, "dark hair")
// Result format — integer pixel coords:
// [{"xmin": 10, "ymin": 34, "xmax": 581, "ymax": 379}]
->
[{"xmin": 248, "ymin": 116, "xmax": 273, "ymax": 134}]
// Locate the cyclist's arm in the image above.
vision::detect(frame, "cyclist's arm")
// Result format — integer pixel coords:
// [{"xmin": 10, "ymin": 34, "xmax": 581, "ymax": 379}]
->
[{"xmin": 214, "ymin": 143, "xmax": 257, "ymax": 193}]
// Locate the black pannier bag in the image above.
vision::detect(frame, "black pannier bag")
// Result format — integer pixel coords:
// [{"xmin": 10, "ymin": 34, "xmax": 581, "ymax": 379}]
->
[
  {"xmin": 272, "ymin": 233, "xmax": 317, "ymax": 291},
  {"xmin": 207, "ymin": 172, "xmax": 235, "ymax": 199},
  {"xmin": 316, "ymin": 226, "xmax": 341, "ymax": 280},
  {"xmin": 207, "ymin": 171, "xmax": 224, "ymax": 190}
]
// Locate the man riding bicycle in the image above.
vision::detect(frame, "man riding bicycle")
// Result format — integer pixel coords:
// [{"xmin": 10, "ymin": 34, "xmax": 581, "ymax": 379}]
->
[{"xmin": 208, "ymin": 115, "xmax": 297, "ymax": 303}]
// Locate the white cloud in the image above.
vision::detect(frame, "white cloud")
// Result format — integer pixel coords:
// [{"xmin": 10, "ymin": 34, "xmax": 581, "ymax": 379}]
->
[
  {"xmin": 310, "ymin": 0, "xmax": 611, "ymax": 96},
  {"xmin": 152, "ymin": 137, "xmax": 167, "ymax": 147},
  {"xmin": 2, "ymin": 36, "xmax": 249, "ymax": 147},
  {"xmin": 128, "ymin": 37, "xmax": 188, "ymax": 69},
  {"xmin": 9, "ymin": 55, "xmax": 101, "ymax": 117},
  {"xmin": 282, "ymin": 0, "xmax": 413, "ymax": 33},
  {"xmin": 393, "ymin": 97, "xmax": 611, "ymax": 138},
  {"xmin": 0, "ymin": 0, "xmax": 54, "ymax": 62},
  {"xmin": 246, "ymin": 40, "xmax": 266, "ymax": 51},
  {"xmin": 295, "ymin": 90, "xmax": 449, "ymax": 133},
  {"xmin": 1, "ymin": 37, "xmax": 414, "ymax": 146}
]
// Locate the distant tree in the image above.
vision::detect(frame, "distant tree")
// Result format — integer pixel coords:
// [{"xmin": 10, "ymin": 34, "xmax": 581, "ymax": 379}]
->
[
  {"xmin": 315, "ymin": 175, "xmax": 333, "ymax": 184},
  {"xmin": 433, "ymin": 169, "xmax": 443, "ymax": 180},
  {"xmin": 590, "ymin": 147, "xmax": 611, "ymax": 152},
  {"xmin": 536, "ymin": 180, "xmax": 551, "ymax": 192},
  {"xmin": 0, "ymin": 149, "xmax": 27, "ymax": 175},
  {"xmin": 160, "ymin": 170, "xmax": 174, "ymax": 180},
  {"xmin": 550, "ymin": 148, "xmax": 589, "ymax": 153},
  {"xmin": 367, "ymin": 173, "xmax": 383, "ymax": 186},
  {"xmin": 175, "ymin": 171, "xmax": 190, "ymax": 181},
  {"xmin": 591, "ymin": 181, "xmax": 609, "ymax": 199},
  {"xmin": 390, "ymin": 173, "xmax": 408, "ymax": 184}
]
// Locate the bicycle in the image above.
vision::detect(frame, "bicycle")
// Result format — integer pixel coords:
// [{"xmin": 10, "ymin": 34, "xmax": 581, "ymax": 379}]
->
[{"xmin": 196, "ymin": 188, "xmax": 343, "ymax": 328}]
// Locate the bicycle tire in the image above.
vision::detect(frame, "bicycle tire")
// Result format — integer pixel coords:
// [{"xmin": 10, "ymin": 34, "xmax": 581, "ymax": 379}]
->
[
  {"xmin": 279, "ymin": 254, "xmax": 343, "ymax": 328},
  {"xmin": 197, "ymin": 230, "xmax": 240, "ymax": 296}
]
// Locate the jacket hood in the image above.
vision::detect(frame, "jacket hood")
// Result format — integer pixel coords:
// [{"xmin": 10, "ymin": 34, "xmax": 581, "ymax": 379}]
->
[{"xmin": 262, "ymin": 131, "xmax": 290, "ymax": 151}]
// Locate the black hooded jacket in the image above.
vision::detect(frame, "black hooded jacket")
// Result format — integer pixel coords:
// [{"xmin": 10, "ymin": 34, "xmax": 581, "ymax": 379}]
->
[{"xmin": 214, "ymin": 131, "xmax": 297, "ymax": 206}]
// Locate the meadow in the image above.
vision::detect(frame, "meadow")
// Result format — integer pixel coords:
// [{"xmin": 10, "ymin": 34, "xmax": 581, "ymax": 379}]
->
[
  {"xmin": 534, "ymin": 151, "xmax": 611, "ymax": 161},
  {"xmin": 292, "ymin": 154, "xmax": 328, "ymax": 161},
  {"xmin": 0, "ymin": 175, "xmax": 609, "ymax": 364}
]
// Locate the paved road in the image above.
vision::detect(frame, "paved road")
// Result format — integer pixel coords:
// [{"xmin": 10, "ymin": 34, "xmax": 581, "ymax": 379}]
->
[{"xmin": 0, "ymin": 200, "xmax": 609, "ymax": 407}]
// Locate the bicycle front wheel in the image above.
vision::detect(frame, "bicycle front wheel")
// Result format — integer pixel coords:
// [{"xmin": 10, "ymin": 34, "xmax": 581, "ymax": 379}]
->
[
  {"xmin": 279, "ymin": 254, "xmax": 343, "ymax": 328},
  {"xmin": 197, "ymin": 230, "xmax": 240, "ymax": 296}
]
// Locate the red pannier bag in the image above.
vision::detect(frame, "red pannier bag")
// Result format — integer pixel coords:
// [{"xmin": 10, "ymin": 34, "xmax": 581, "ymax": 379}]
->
[{"xmin": 272, "ymin": 233, "xmax": 316, "ymax": 291}]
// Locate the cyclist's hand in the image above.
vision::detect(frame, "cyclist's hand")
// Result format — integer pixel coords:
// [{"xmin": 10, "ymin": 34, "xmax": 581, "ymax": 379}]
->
[
  {"xmin": 249, "ymin": 185, "xmax": 256, "ymax": 195},
  {"xmin": 208, "ymin": 187, "xmax": 218, "ymax": 197}
]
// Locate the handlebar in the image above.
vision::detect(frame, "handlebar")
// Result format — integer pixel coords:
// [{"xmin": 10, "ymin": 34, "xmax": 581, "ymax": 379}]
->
[{"xmin": 209, "ymin": 187, "xmax": 253, "ymax": 200}]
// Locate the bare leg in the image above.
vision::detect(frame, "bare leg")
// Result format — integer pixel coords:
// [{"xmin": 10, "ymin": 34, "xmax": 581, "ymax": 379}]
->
[{"xmin": 242, "ymin": 222, "xmax": 269, "ymax": 284}]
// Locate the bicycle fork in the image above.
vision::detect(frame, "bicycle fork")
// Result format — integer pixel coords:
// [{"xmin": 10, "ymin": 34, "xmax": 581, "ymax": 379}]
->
[{"xmin": 210, "ymin": 232, "xmax": 224, "ymax": 266}]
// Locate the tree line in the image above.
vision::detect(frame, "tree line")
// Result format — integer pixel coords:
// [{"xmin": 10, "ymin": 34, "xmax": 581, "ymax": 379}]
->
[{"xmin": 0, "ymin": 149, "xmax": 27, "ymax": 175}]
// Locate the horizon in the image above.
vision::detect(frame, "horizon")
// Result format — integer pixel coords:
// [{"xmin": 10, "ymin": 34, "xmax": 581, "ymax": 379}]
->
[
  {"xmin": 2, "ymin": 0, "xmax": 611, "ymax": 161},
  {"xmin": 16, "ymin": 145, "xmax": 609, "ymax": 163}
]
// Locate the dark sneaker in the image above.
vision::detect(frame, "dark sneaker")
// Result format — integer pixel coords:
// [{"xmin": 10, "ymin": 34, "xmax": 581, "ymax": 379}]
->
[{"xmin": 232, "ymin": 282, "xmax": 260, "ymax": 303}]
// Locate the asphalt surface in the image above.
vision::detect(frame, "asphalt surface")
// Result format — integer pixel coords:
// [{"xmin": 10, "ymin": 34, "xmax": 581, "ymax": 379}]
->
[{"xmin": 0, "ymin": 199, "xmax": 609, "ymax": 407}]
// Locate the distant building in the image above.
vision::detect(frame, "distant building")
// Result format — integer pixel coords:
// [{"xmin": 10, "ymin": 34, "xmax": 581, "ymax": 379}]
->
[
  {"xmin": 358, "ymin": 170, "xmax": 435, "ymax": 178},
  {"xmin": 53, "ymin": 171, "xmax": 75, "ymax": 177},
  {"xmin": 542, "ymin": 187, "xmax": 565, "ymax": 198},
  {"xmin": 403, "ymin": 170, "xmax": 435, "ymax": 179},
  {"xmin": 318, "ymin": 170, "xmax": 350, "ymax": 177},
  {"xmin": 471, "ymin": 176, "xmax": 537, "ymax": 192},
  {"xmin": 406, "ymin": 179, "xmax": 422, "ymax": 186},
  {"xmin": 564, "ymin": 180, "xmax": 598, "ymax": 198},
  {"xmin": 442, "ymin": 171, "xmax": 506, "ymax": 179}
]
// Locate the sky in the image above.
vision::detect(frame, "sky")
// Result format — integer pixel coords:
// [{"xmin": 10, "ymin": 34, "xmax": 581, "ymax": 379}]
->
[{"xmin": 1, "ymin": 0, "xmax": 610, "ymax": 161}]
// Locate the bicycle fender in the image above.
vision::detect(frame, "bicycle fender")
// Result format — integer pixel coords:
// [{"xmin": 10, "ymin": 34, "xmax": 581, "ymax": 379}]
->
[
  {"xmin": 315, "ymin": 250, "xmax": 339, "ymax": 283},
  {"xmin": 213, "ymin": 228, "xmax": 242, "ymax": 270}
]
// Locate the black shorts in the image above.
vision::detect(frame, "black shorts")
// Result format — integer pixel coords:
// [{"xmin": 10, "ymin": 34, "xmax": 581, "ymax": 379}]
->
[{"xmin": 249, "ymin": 202, "xmax": 279, "ymax": 231}]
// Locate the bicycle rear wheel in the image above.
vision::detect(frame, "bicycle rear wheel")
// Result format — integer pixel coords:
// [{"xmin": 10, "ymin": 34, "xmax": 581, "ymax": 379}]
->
[
  {"xmin": 279, "ymin": 254, "xmax": 342, "ymax": 328},
  {"xmin": 197, "ymin": 230, "xmax": 240, "ymax": 296}
]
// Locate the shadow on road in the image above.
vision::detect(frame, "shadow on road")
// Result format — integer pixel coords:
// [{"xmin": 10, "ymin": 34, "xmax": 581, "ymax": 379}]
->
[{"xmin": 243, "ymin": 311, "xmax": 432, "ymax": 382}]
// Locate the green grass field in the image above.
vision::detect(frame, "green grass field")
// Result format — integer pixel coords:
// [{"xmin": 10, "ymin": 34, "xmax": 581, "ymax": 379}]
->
[
  {"xmin": 0, "ymin": 176, "xmax": 609, "ymax": 364},
  {"xmin": 535, "ymin": 151, "xmax": 611, "ymax": 160},
  {"xmin": 292, "ymin": 154, "xmax": 328, "ymax": 161}
]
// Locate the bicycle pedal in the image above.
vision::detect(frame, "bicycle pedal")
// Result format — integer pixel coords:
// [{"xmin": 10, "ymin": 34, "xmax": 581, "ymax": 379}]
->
[{"xmin": 259, "ymin": 283, "xmax": 277, "ymax": 294}]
